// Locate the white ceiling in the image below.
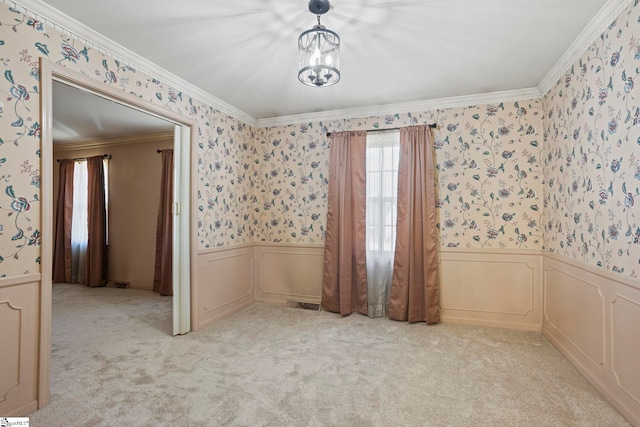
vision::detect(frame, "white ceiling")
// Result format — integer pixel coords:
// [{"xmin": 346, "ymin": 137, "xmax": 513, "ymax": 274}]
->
[
  {"xmin": 39, "ymin": 0, "xmax": 614, "ymax": 121},
  {"xmin": 52, "ymin": 81, "xmax": 174, "ymax": 144}
]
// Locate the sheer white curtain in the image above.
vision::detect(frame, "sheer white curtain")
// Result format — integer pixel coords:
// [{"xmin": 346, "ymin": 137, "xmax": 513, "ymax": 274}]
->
[
  {"xmin": 68, "ymin": 158, "xmax": 109, "ymax": 285},
  {"xmin": 366, "ymin": 130, "xmax": 400, "ymax": 317},
  {"xmin": 70, "ymin": 160, "xmax": 88, "ymax": 284}
]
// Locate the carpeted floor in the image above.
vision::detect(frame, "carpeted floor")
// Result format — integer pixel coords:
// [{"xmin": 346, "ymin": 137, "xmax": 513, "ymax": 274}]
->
[{"xmin": 28, "ymin": 283, "xmax": 630, "ymax": 426}]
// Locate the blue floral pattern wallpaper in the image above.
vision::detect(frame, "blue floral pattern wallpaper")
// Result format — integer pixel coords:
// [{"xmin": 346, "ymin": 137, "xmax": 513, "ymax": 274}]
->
[
  {"xmin": 543, "ymin": 0, "xmax": 640, "ymax": 279},
  {"xmin": 254, "ymin": 101, "xmax": 545, "ymax": 249},
  {"xmin": 0, "ymin": 3, "xmax": 254, "ymax": 276},
  {"xmin": 1, "ymin": 0, "xmax": 638, "ymax": 282}
]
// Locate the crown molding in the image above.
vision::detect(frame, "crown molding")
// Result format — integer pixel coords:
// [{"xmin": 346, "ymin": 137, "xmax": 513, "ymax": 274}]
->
[
  {"xmin": 6, "ymin": 0, "xmax": 630, "ymax": 129},
  {"xmin": 54, "ymin": 130, "xmax": 174, "ymax": 152},
  {"xmin": 538, "ymin": 0, "xmax": 632, "ymax": 96},
  {"xmin": 6, "ymin": 0, "xmax": 257, "ymax": 127},
  {"xmin": 256, "ymin": 87, "xmax": 541, "ymax": 128}
]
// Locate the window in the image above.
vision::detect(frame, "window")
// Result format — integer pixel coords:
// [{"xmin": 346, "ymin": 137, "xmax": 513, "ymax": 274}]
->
[
  {"xmin": 365, "ymin": 130, "xmax": 400, "ymax": 317},
  {"xmin": 69, "ymin": 157, "xmax": 109, "ymax": 283},
  {"xmin": 366, "ymin": 130, "xmax": 400, "ymax": 254}
]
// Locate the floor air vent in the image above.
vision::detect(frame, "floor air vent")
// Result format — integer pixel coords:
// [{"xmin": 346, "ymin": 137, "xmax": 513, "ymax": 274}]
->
[
  {"xmin": 287, "ymin": 300, "xmax": 321, "ymax": 311},
  {"xmin": 107, "ymin": 280, "xmax": 129, "ymax": 289}
]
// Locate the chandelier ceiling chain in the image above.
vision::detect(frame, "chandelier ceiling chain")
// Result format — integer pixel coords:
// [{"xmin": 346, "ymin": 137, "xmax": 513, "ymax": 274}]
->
[{"xmin": 298, "ymin": 0, "xmax": 341, "ymax": 87}]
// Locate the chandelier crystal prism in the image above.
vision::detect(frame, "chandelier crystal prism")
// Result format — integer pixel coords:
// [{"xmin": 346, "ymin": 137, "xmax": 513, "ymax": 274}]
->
[{"xmin": 298, "ymin": 0, "xmax": 341, "ymax": 87}]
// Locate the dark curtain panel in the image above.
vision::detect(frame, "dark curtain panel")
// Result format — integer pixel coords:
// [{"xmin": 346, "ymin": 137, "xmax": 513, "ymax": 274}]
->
[
  {"xmin": 321, "ymin": 131, "xmax": 368, "ymax": 316},
  {"xmin": 85, "ymin": 156, "xmax": 107, "ymax": 287},
  {"xmin": 388, "ymin": 126, "xmax": 440, "ymax": 323},
  {"xmin": 153, "ymin": 149, "xmax": 173, "ymax": 296},
  {"xmin": 52, "ymin": 159, "xmax": 75, "ymax": 283}
]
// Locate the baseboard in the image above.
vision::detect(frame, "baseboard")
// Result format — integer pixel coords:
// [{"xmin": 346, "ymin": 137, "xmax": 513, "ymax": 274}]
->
[
  {"xmin": 255, "ymin": 296, "xmax": 321, "ymax": 307},
  {"xmin": 543, "ymin": 324, "xmax": 640, "ymax": 426},
  {"xmin": 442, "ymin": 315, "xmax": 541, "ymax": 332},
  {"xmin": 6, "ymin": 399, "xmax": 38, "ymax": 417},
  {"xmin": 196, "ymin": 297, "xmax": 255, "ymax": 331}
]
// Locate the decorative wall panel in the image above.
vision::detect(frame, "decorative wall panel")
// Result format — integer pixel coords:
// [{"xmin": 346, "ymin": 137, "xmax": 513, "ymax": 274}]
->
[
  {"xmin": 542, "ymin": 253, "xmax": 640, "ymax": 426},
  {"xmin": 611, "ymin": 294, "xmax": 640, "ymax": 405},
  {"xmin": 0, "ymin": 274, "xmax": 39, "ymax": 416},
  {"xmin": 0, "ymin": 301, "xmax": 21, "ymax": 402},
  {"xmin": 254, "ymin": 244, "xmax": 324, "ymax": 305},
  {"xmin": 544, "ymin": 266, "xmax": 606, "ymax": 368},
  {"xmin": 440, "ymin": 249, "xmax": 542, "ymax": 330},
  {"xmin": 194, "ymin": 245, "xmax": 255, "ymax": 330}
]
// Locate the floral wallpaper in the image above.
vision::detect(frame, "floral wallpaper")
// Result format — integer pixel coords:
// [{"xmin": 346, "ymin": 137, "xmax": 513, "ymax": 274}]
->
[
  {"xmin": 254, "ymin": 100, "xmax": 545, "ymax": 249},
  {"xmin": 196, "ymin": 112, "xmax": 254, "ymax": 249},
  {"xmin": 0, "ymin": 3, "xmax": 254, "ymax": 276},
  {"xmin": 2, "ymin": 0, "xmax": 637, "ymax": 280},
  {"xmin": 543, "ymin": 0, "xmax": 640, "ymax": 279}
]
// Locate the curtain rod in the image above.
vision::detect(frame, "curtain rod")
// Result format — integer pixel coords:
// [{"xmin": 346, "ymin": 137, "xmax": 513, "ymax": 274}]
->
[
  {"xmin": 57, "ymin": 154, "xmax": 110, "ymax": 162},
  {"xmin": 326, "ymin": 123, "xmax": 436, "ymax": 137},
  {"xmin": 157, "ymin": 149, "xmax": 173, "ymax": 153}
]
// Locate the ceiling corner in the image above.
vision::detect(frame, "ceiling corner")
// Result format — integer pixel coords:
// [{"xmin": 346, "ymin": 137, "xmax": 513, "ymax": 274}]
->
[
  {"xmin": 538, "ymin": 0, "xmax": 632, "ymax": 96},
  {"xmin": 9, "ymin": 0, "xmax": 258, "ymax": 127}
]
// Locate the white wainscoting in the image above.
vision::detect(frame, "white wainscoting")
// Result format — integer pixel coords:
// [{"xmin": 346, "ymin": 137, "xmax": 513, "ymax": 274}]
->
[
  {"xmin": 439, "ymin": 249, "xmax": 543, "ymax": 331},
  {"xmin": 253, "ymin": 244, "xmax": 543, "ymax": 332},
  {"xmin": 193, "ymin": 243, "xmax": 640, "ymax": 424},
  {"xmin": 193, "ymin": 245, "xmax": 255, "ymax": 331},
  {"xmin": 0, "ymin": 274, "xmax": 41, "ymax": 416},
  {"xmin": 254, "ymin": 243, "xmax": 324, "ymax": 305},
  {"xmin": 543, "ymin": 253, "xmax": 640, "ymax": 426}
]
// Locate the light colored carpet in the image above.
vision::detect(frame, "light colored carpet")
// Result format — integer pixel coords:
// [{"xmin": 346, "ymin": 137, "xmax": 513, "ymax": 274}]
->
[{"xmin": 28, "ymin": 283, "xmax": 629, "ymax": 426}]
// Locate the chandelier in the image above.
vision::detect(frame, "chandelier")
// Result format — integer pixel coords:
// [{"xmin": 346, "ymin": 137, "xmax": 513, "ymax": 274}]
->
[{"xmin": 298, "ymin": 0, "xmax": 341, "ymax": 87}]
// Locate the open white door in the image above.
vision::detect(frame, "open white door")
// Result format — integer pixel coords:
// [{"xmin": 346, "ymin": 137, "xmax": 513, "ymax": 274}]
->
[{"xmin": 172, "ymin": 124, "xmax": 191, "ymax": 335}]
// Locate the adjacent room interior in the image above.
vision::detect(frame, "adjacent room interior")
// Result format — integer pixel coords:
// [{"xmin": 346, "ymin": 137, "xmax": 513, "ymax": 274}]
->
[
  {"xmin": 50, "ymin": 81, "xmax": 176, "ymax": 299},
  {"xmin": 51, "ymin": 81, "xmax": 176, "ymax": 301},
  {"xmin": 0, "ymin": 0, "xmax": 639, "ymax": 425}
]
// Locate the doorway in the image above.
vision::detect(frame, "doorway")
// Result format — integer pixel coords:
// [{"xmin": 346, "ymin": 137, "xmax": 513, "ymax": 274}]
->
[{"xmin": 39, "ymin": 60, "xmax": 196, "ymax": 407}]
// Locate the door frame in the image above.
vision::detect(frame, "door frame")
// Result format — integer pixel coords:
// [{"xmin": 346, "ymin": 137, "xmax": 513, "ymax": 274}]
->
[{"xmin": 39, "ymin": 59, "xmax": 196, "ymax": 407}]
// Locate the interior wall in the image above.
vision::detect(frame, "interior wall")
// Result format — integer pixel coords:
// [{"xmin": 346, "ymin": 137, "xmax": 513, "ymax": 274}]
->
[
  {"xmin": 254, "ymin": 102, "xmax": 544, "ymax": 250},
  {"xmin": 0, "ymin": 274, "xmax": 40, "ymax": 416},
  {"xmin": 252, "ymin": 101, "xmax": 545, "ymax": 329},
  {"xmin": 53, "ymin": 133, "xmax": 174, "ymax": 291},
  {"xmin": 0, "ymin": 0, "xmax": 637, "ymax": 422},
  {"xmin": 0, "ymin": 2, "xmax": 256, "ymax": 412},
  {"xmin": 0, "ymin": 1, "xmax": 256, "ymax": 278},
  {"xmin": 541, "ymin": 1, "xmax": 640, "ymax": 424},
  {"xmin": 542, "ymin": 0, "xmax": 640, "ymax": 281},
  {"xmin": 542, "ymin": 253, "xmax": 640, "ymax": 426}
]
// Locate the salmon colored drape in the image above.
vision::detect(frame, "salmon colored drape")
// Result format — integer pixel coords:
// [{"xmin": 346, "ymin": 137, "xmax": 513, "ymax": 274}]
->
[
  {"xmin": 388, "ymin": 126, "xmax": 440, "ymax": 323},
  {"xmin": 321, "ymin": 131, "xmax": 368, "ymax": 316},
  {"xmin": 52, "ymin": 159, "xmax": 75, "ymax": 283},
  {"xmin": 85, "ymin": 156, "xmax": 107, "ymax": 287},
  {"xmin": 153, "ymin": 149, "xmax": 173, "ymax": 296}
]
